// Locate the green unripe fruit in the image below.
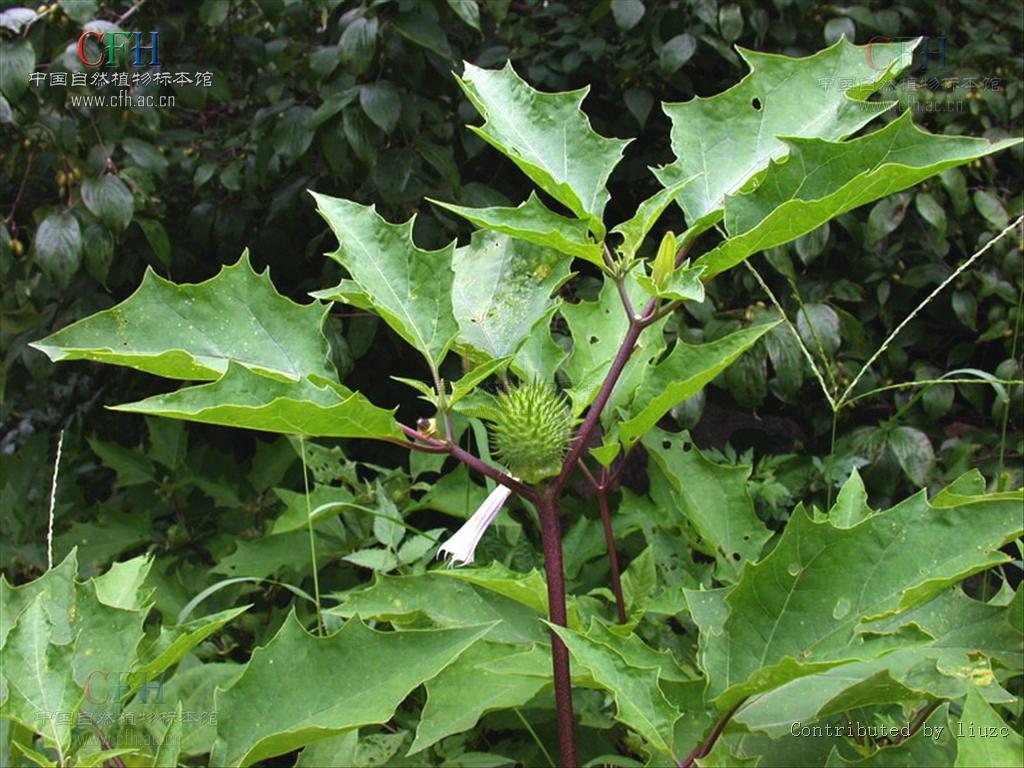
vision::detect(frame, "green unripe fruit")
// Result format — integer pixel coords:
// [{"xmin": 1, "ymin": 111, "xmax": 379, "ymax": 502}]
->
[{"xmin": 490, "ymin": 382, "xmax": 574, "ymax": 484}]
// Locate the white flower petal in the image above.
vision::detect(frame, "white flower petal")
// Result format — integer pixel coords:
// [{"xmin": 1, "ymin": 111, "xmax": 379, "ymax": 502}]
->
[{"xmin": 436, "ymin": 482, "xmax": 513, "ymax": 567}]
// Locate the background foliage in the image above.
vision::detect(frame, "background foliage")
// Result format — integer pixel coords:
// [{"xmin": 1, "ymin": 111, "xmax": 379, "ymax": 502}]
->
[{"xmin": 1, "ymin": 0, "xmax": 1021, "ymax": 766}]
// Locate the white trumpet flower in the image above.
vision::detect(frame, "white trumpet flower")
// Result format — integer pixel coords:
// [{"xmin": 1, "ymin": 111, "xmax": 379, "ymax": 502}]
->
[{"xmin": 436, "ymin": 482, "xmax": 513, "ymax": 567}]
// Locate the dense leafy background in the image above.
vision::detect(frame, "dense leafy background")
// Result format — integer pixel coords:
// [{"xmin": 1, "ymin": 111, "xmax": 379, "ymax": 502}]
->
[{"xmin": 1, "ymin": 0, "xmax": 1021, "ymax": 766}]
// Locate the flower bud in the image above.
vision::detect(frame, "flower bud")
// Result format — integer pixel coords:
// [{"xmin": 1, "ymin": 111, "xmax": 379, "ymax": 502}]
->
[{"xmin": 652, "ymin": 230, "xmax": 677, "ymax": 288}]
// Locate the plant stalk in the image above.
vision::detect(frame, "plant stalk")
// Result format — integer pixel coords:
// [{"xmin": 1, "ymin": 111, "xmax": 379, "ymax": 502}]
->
[
  {"xmin": 536, "ymin": 492, "xmax": 578, "ymax": 768},
  {"xmin": 679, "ymin": 698, "xmax": 746, "ymax": 767},
  {"xmin": 597, "ymin": 470, "xmax": 627, "ymax": 624},
  {"xmin": 554, "ymin": 318, "xmax": 645, "ymax": 494}
]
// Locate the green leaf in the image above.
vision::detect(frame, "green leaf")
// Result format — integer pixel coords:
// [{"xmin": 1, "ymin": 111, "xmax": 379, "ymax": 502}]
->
[
  {"xmin": 973, "ymin": 190, "xmax": 1009, "ymax": 230},
  {"xmin": 122, "ymin": 137, "xmax": 169, "ymax": 176},
  {"xmin": 644, "ymin": 429, "xmax": 771, "ymax": 581},
  {"xmin": 343, "ymin": 549, "xmax": 398, "ymax": 572},
  {"xmin": 550, "ymin": 623, "xmax": 680, "ymax": 755},
  {"xmin": 436, "ymin": 562, "xmax": 581, "ymax": 629},
  {"xmin": 700, "ymin": 486, "xmax": 1023, "ymax": 709},
  {"xmin": 619, "ymin": 323, "xmax": 777, "ymax": 446},
  {"xmin": 124, "ymin": 662, "xmax": 241, "ymax": 757},
  {"xmin": 611, "ymin": 0, "xmax": 645, "ymax": 30},
  {"xmin": 372, "ymin": 485, "xmax": 404, "ymax": 549},
  {"xmin": 339, "ymin": 17, "xmax": 377, "ymax": 76},
  {"xmin": 433, "ymin": 193, "xmax": 602, "ymax": 264},
  {"xmin": 735, "ymin": 588, "xmax": 1021, "ymax": 738},
  {"xmin": 153, "ymin": 701, "xmax": 183, "ymax": 767},
  {"xmin": 696, "ymin": 113, "xmax": 1021, "ymax": 279},
  {"xmin": 92, "ymin": 555, "xmax": 152, "ymax": 610},
  {"xmin": 915, "ymin": 192, "xmax": 947, "ymax": 239},
  {"xmin": 131, "ymin": 606, "xmax": 250, "ymax": 690},
  {"xmin": 612, "ymin": 177, "xmax": 694, "ymax": 257},
  {"xmin": 636, "ymin": 262, "xmax": 706, "ymax": 302},
  {"xmin": 446, "ymin": 0, "xmax": 481, "ymax": 31},
  {"xmin": 82, "ymin": 222, "xmax": 115, "ymax": 284},
  {"xmin": 456, "ymin": 62, "xmax": 631, "ymax": 236},
  {"xmin": 88, "ymin": 436, "xmax": 154, "ymax": 486},
  {"xmin": 113, "ymin": 363, "xmax": 400, "ymax": 439},
  {"xmin": 796, "ymin": 303, "xmax": 841, "ymax": 357},
  {"xmin": 1, "ymin": 551, "xmax": 78, "ymax": 649},
  {"xmin": 209, "ymin": 614, "xmax": 492, "ymax": 766},
  {"xmin": 563, "ymin": 274, "xmax": 667, "ymax": 415},
  {"xmin": 31, "ymin": 252, "xmax": 335, "ymax": 381},
  {"xmin": 329, "ymin": 572, "xmax": 545, "ymax": 644},
  {"xmin": 0, "ymin": 38, "xmax": 35, "ymax": 101},
  {"xmin": 33, "ymin": 212, "xmax": 82, "ymax": 290},
  {"xmin": 955, "ymin": 685, "xmax": 1024, "ymax": 766},
  {"xmin": 411, "ymin": 641, "xmax": 548, "ymax": 754},
  {"xmin": 660, "ymin": 34, "xmax": 697, "ymax": 75},
  {"xmin": 719, "ymin": 3, "xmax": 744, "ymax": 41},
  {"xmin": 887, "ymin": 425, "xmax": 934, "ymax": 486},
  {"xmin": 359, "ymin": 83, "xmax": 401, "ymax": 134},
  {"xmin": 311, "ymin": 193, "xmax": 457, "ymax": 370},
  {"xmin": 656, "ymin": 38, "xmax": 914, "ymax": 232},
  {"xmin": 828, "ymin": 469, "xmax": 874, "ymax": 528},
  {"xmin": 81, "ymin": 175, "xmax": 134, "ymax": 232},
  {"xmin": 452, "ymin": 230, "xmax": 572, "ymax": 361},
  {"xmin": 0, "ymin": 595, "xmax": 80, "ymax": 755}
]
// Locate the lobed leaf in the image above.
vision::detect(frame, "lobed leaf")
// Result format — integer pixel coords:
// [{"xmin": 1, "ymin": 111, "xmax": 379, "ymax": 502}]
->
[
  {"xmin": 210, "ymin": 614, "xmax": 492, "ymax": 766},
  {"xmin": 434, "ymin": 193, "xmax": 602, "ymax": 265},
  {"xmin": 697, "ymin": 113, "xmax": 1023, "ymax": 279},
  {"xmin": 312, "ymin": 193, "xmax": 458, "ymax": 370},
  {"xmin": 31, "ymin": 252, "xmax": 334, "ymax": 381},
  {"xmin": 112, "ymin": 363, "xmax": 400, "ymax": 439},
  {"xmin": 655, "ymin": 37, "xmax": 916, "ymax": 234},
  {"xmin": 698, "ymin": 487, "xmax": 1023, "ymax": 708},
  {"xmin": 620, "ymin": 323, "xmax": 777, "ymax": 447},
  {"xmin": 457, "ymin": 62, "xmax": 631, "ymax": 236},
  {"xmin": 452, "ymin": 230, "xmax": 572, "ymax": 361}
]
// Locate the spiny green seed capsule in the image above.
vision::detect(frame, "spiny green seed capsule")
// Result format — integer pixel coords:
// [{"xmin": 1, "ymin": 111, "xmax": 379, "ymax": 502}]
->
[{"xmin": 490, "ymin": 381, "xmax": 574, "ymax": 484}]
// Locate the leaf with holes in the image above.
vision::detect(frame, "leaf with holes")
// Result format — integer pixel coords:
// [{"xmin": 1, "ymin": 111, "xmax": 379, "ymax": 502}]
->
[
  {"xmin": 656, "ymin": 38, "xmax": 915, "ymax": 237},
  {"xmin": 644, "ymin": 429, "xmax": 772, "ymax": 582},
  {"xmin": 457, "ymin": 62, "xmax": 631, "ymax": 236}
]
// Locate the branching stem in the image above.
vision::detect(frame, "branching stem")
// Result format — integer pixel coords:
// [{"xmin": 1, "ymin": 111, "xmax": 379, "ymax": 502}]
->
[{"xmin": 679, "ymin": 698, "xmax": 746, "ymax": 767}]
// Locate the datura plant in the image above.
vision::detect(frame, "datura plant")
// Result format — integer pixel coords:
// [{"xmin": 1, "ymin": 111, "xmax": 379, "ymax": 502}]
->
[{"xmin": 15, "ymin": 39, "xmax": 1024, "ymax": 768}]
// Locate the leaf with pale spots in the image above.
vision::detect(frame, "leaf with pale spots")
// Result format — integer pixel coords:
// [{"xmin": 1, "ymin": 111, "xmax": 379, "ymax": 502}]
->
[{"xmin": 451, "ymin": 230, "xmax": 571, "ymax": 362}]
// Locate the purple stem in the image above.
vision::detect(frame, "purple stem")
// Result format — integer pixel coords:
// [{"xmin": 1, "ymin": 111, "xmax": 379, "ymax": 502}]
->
[
  {"xmin": 536, "ymin": 491, "xmax": 578, "ymax": 768},
  {"xmin": 679, "ymin": 699, "xmax": 746, "ymax": 767},
  {"xmin": 400, "ymin": 424, "xmax": 539, "ymax": 503},
  {"xmin": 597, "ymin": 473, "xmax": 627, "ymax": 624}
]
